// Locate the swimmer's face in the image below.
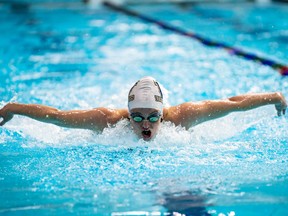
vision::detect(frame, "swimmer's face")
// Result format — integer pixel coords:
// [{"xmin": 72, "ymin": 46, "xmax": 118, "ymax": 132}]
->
[{"xmin": 129, "ymin": 108, "xmax": 162, "ymax": 141}]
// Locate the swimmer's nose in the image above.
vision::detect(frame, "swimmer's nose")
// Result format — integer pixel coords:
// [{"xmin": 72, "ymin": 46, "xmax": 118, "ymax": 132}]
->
[{"xmin": 142, "ymin": 120, "xmax": 150, "ymax": 129}]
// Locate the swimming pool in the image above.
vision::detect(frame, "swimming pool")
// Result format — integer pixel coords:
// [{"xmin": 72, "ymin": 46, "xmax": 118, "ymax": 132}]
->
[{"xmin": 0, "ymin": 0, "xmax": 288, "ymax": 215}]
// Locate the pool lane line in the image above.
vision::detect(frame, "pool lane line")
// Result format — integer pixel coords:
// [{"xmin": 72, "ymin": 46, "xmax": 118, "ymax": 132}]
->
[{"xmin": 103, "ymin": 1, "xmax": 288, "ymax": 76}]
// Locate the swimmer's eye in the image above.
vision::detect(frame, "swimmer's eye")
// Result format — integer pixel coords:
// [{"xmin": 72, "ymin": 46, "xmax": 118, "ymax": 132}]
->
[
  {"xmin": 148, "ymin": 116, "xmax": 159, "ymax": 122},
  {"xmin": 133, "ymin": 116, "xmax": 144, "ymax": 122},
  {"xmin": 131, "ymin": 113, "xmax": 161, "ymax": 123}
]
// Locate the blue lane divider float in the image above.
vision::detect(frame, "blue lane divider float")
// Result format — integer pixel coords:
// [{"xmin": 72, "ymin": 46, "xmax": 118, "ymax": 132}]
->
[{"xmin": 103, "ymin": 1, "xmax": 288, "ymax": 76}]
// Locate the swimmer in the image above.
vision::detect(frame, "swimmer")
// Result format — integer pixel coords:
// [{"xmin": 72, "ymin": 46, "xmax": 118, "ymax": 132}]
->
[{"xmin": 0, "ymin": 77, "xmax": 287, "ymax": 141}]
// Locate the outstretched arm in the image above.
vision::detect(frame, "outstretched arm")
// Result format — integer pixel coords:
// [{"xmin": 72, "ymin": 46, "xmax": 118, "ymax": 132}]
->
[
  {"xmin": 0, "ymin": 103, "xmax": 128, "ymax": 131},
  {"xmin": 165, "ymin": 92, "xmax": 287, "ymax": 129}
]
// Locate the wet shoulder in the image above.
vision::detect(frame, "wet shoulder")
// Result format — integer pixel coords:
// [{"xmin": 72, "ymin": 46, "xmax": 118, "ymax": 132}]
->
[
  {"xmin": 163, "ymin": 106, "xmax": 182, "ymax": 125},
  {"xmin": 106, "ymin": 108, "xmax": 129, "ymax": 123},
  {"xmin": 163, "ymin": 103, "xmax": 200, "ymax": 128}
]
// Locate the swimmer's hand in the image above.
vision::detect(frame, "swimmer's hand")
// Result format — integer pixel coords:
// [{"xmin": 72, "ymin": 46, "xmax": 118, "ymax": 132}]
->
[
  {"xmin": 275, "ymin": 92, "xmax": 287, "ymax": 116},
  {"xmin": 0, "ymin": 104, "xmax": 14, "ymax": 126}
]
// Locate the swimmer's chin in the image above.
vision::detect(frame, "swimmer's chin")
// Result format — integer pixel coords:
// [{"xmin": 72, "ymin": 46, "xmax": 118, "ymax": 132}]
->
[{"xmin": 142, "ymin": 137, "xmax": 153, "ymax": 141}]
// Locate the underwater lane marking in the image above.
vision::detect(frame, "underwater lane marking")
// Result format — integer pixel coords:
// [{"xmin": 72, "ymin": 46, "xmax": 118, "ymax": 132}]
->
[{"xmin": 103, "ymin": 1, "xmax": 288, "ymax": 76}]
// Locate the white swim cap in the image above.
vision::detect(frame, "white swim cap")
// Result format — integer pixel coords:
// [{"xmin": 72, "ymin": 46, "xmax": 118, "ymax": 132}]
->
[{"xmin": 128, "ymin": 76, "xmax": 163, "ymax": 113}]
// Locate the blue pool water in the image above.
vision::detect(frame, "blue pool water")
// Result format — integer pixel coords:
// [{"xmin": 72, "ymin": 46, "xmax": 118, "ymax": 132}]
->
[{"xmin": 0, "ymin": 1, "xmax": 288, "ymax": 215}]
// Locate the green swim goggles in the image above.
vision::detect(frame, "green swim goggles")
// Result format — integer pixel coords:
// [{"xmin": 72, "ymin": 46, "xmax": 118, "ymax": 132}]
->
[{"xmin": 130, "ymin": 112, "xmax": 161, "ymax": 123}]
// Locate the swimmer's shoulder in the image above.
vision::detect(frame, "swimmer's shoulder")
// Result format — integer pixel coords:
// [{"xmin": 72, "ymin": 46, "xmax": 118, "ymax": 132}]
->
[
  {"xmin": 163, "ymin": 106, "xmax": 182, "ymax": 124},
  {"xmin": 88, "ymin": 108, "xmax": 129, "ymax": 130},
  {"xmin": 163, "ymin": 103, "xmax": 200, "ymax": 128},
  {"xmin": 102, "ymin": 108, "xmax": 129, "ymax": 123}
]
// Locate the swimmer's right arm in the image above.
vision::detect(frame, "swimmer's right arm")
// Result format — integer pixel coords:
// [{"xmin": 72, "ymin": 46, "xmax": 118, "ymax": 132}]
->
[
  {"xmin": 165, "ymin": 92, "xmax": 287, "ymax": 129},
  {"xmin": 0, "ymin": 103, "xmax": 128, "ymax": 131}
]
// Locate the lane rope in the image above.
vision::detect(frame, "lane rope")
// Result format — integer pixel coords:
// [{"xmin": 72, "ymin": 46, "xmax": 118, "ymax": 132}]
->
[{"xmin": 103, "ymin": 1, "xmax": 288, "ymax": 76}]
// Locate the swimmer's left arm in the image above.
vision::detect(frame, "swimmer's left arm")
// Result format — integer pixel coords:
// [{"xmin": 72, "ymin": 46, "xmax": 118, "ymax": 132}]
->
[
  {"xmin": 169, "ymin": 92, "xmax": 287, "ymax": 129},
  {"xmin": 0, "ymin": 103, "xmax": 128, "ymax": 131}
]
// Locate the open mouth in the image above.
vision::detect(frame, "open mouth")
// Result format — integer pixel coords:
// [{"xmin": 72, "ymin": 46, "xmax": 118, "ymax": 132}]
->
[{"xmin": 142, "ymin": 130, "xmax": 152, "ymax": 139}]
